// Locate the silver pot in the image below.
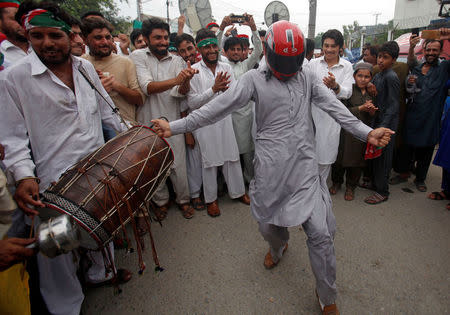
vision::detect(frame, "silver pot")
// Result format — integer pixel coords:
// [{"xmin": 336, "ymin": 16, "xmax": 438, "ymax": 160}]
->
[{"xmin": 28, "ymin": 215, "xmax": 81, "ymax": 258}]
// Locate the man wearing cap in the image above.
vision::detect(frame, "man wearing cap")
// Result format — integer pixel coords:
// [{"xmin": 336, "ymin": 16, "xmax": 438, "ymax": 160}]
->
[
  {"xmin": 0, "ymin": 0, "xmax": 32, "ymax": 66},
  {"xmin": 0, "ymin": 2, "xmax": 130, "ymax": 314},
  {"xmin": 218, "ymin": 14, "xmax": 263, "ymax": 184},
  {"xmin": 152, "ymin": 21, "xmax": 394, "ymax": 315}
]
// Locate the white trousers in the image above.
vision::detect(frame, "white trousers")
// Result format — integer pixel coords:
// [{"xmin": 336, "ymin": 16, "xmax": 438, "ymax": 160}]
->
[
  {"xmin": 202, "ymin": 160, "xmax": 245, "ymax": 203},
  {"xmin": 186, "ymin": 144, "xmax": 203, "ymax": 199}
]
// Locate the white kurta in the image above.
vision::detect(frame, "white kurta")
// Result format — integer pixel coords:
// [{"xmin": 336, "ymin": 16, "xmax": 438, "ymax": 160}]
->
[
  {"xmin": 218, "ymin": 30, "xmax": 263, "ymax": 154},
  {"xmin": 307, "ymin": 56, "xmax": 354, "ymax": 164},
  {"xmin": 170, "ymin": 62, "xmax": 372, "ymax": 227},
  {"xmin": 187, "ymin": 60, "xmax": 239, "ymax": 167},
  {"xmin": 0, "ymin": 39, "xmax": 32, "ymax": 68},
  {"xmin": 0, "ymin": 51, "xmax": 123, "ymax": 315}
]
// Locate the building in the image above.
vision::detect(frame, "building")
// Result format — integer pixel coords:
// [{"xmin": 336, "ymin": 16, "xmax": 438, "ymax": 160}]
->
[{"xmin": 393, "ymin": 0, "xmax": 441, "ymax": 29}]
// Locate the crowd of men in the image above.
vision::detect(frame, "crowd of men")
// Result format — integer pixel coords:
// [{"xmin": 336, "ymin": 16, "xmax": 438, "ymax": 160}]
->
[{"xmin": 0, "ymin": 0, "xmax": 449, "ymax": 314}]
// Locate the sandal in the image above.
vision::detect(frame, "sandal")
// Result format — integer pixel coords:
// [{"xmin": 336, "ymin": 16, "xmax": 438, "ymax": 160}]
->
[
  {"xmin": 179, "ymin": 203, "xmax": 195, "ymax": 219},
  {"xmin": 191, "ymin": 197, "xmax": 205, "ymax": 210},
  {"xmin": 153, "ymin": 204, "xmax": 168, "ymax": 221},
  {"xmin": 446, "ymin": 203, "xmax": 450, "ymax": 211},
  {"xmin": 358, "ymin": 179, "xmax": 374, "ymax": 190},
  {"xmin": 414, "ymin": 180, "xmax": 427, "ymax": 192},
  {"xmin": 329, "ymin": 183, "xmax": 341, "ymax": 195},
  {"xmin": 428, "ymin": 191, "xmax": 449, "ymax": 200},
  {"xmin": 344, "ymin": 188, "xmax": 354, "ymax": 201},
  {"xmin": 389, "ymin": 174, "xmax": 409, "ymax": 185},
  {"xmin": 364, "ymin": 192, "xmax": 388, "ymax": 205}
]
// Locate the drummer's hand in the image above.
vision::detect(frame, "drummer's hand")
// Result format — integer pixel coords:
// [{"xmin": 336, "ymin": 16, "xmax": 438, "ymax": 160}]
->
[
  {"xmin": 0, "ymin": 238, "xmax": 36, "ymax": 271},
  {"xmin": 14, "ymin": 179, "xmax": 44, "ymax": 216},
  {"xmin": 151, "ymin": 119, "xmax": 172, "ymax": 138},
  {"xmin": 367, "ymin": 127, "xmax": 395, "ymax": 148}
]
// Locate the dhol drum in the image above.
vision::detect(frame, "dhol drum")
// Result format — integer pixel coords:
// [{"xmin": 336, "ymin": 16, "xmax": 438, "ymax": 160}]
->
[{"xmin": 40, "ymin": 126, "xmax": 173, "ymax": 271}]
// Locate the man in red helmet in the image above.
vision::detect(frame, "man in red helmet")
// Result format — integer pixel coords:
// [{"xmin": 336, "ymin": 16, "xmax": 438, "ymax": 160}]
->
[{"xmin": 151, "ymin": 21, "xmax": 394, "ymax": 315}]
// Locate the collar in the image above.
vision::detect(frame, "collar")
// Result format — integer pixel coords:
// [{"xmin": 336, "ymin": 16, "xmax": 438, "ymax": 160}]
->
[
  {"xmin": 1, "ymin": 39, "xmax": 31, "ymax": 52},
  {"xmin": 30, "ymin": 50, "xmax": 80, "ymax": 76},
  {"xmin": 146, "ymin": 48, "xmax": 172, "ymax": 61},
  {"xmin": 318, "ymin": 55, "xmax": 345, "ymax": 68}
]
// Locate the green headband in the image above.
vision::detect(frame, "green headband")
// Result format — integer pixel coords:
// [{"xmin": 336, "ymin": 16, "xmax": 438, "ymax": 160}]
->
[
  {"xmin": 197, "ymin": 37, "xmax": 218, "ymax": 48},
  {"xmin": 22, "ymin": 8, "xmax": 72, "ymax": 34}
]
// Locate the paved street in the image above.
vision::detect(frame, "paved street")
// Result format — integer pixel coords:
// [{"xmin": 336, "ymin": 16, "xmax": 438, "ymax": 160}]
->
[{"xmin": 80, "ymin": 161, "xmax": 448, "ymax": 314}]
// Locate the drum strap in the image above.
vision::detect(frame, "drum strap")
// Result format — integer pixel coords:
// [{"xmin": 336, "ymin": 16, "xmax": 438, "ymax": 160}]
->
[{"xmin": 77, "ymin": 64, "xmax": 130, "ymax": 130}]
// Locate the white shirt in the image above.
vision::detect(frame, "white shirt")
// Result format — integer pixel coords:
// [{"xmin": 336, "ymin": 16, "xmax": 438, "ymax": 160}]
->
[
  {"xmin": 0, "ymin": 39, "xmax": 32, "ymax": 66},
  {"xmin": 130, "ymin": 48, "xmax": 186, "ymax": 169},
  {"xmin": 307, "ymin": 56, "xmax": 354, "ymax": 164},
  {"xmin": 187, "ymin": 60, "xmax": 239, "ymax": 167},
  {"xmin": 0, "ymin": 51, "xmax": 123, "ymax": 190}
]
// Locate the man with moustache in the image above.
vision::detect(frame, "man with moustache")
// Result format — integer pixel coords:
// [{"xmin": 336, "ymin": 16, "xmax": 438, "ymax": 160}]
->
[
  {"xmin": 130, "ymin": 17, "xmax": 197, "ymax": 220},
  {"xmin": 185, "ymin": 29, "xmax": 249, "ymax": 216},
  {"xmin": 0, "ymin": 2, "xmax": 130, "ymax": 313},
  {"xmin": 130, "ymin": 28, "xmax": 147, "ymax": 50},
  {"xmin": 69, "ymin": 17, "xmax": 84, "ymax": 56},
  {"xmin": 394, "ymin": 30, "xmax": 450, "ymax": 191},
  {"xmin": 0, "ymin": 0, "xmax": 32, "ymax": 66}
]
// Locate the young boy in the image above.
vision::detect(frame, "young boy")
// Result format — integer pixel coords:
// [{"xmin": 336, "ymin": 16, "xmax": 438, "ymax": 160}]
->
[
  {"xmin": 331, "ymin": 62, "xmax": 378, "ymax": 201},
  {"xmin": 364, "ymin": 41, "xmax": 400, "ymax": 204}
]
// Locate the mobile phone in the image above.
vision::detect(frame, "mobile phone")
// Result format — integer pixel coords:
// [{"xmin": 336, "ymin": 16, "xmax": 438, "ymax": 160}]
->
[
  {"xmin": 421, "ymin": 30, "xmax": 440, "ymax": 40},
  {"xmin": 230, "ymin": 14, "xmax": 248, "ymax": 24},
  {"xmin": 411, "ymin": 28, "xmax": 420, "ymax": 36},
  {"xmin": 231, "ymin": 29, "xmax": 238, "ymax": 37}
]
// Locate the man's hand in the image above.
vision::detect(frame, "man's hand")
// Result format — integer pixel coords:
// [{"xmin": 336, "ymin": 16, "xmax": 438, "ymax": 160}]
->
[
  {"xmin": 178, "ymin": 15, "xmax": 186, "ymax": 35},
  {"xmin": 0, "ymin": 238, "xmax": 36, "ymax": 271},
  {"xmin": 409, "ymin": 34, "xmax": 420, "ymax": 49},
  {"xmin": 185, "ymin": 132, "xmax": 195, "ymax": 148},
  {"xmin": 225, "ymin": 25, "xmax": 237, "ymax": 37},
  {"xmin": 220, "ymin": 16, "xmax": 233, "ymax": 31},
  {"xmin": 212, "ymin": 71, "xmax": 231, "ymax": 93},
  {"xmin": 359, "ymin": 100, "xmax": 378, "ymax": 116},
  {"xmin": 118, "ymin": 33, "xmax": 130, "ymax": 55},
  {"xmin": 0, "ymin": 143, "xmax": 4, "ymax": 160},
  {"xmin": 367, "ymin": 82, "xmax": 377, "ymax": 97},
  {"xmin": 367, "ymin": 128, "xmax": 395, "ymax": 148},
  {"xmin": 175, "ymin": 61, "xmax": 198, "ymax": 85},
  {"xmin": 439, "ymin": 27, "xmax": 450, "ymax": 41},
  {"xmin": 323, "ymin": 72, "xmax": 337, "ymax": 90},
  {"xmin": 151, "ymin": 119, "xmax": 172, "ymax": 138},
  {"xmin": 100, "ymin": 74, "xmax": 115, "ymax": 93},
  {"xmin": 242, "ymin": 13, "xmax": 256, "ymax": 31},
  {"xmin": 14, "ymin": 179, "xmax": 44, "ymax": 216}
]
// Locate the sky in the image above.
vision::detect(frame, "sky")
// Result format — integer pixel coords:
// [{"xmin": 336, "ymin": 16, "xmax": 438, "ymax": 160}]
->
[{"xmin": 117, "ymin": 0, "xmax": 396, "ymax": 36}]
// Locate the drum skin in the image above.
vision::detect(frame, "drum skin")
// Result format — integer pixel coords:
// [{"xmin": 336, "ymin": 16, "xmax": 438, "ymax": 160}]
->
[{"xmin": 42, "ymin": 126, "xmax": 173, "ymax": 249}]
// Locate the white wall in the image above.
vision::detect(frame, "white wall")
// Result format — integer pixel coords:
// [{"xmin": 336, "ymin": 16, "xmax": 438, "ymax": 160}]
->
[{"xmin": 393, "ymin": 0, "xmax": 441, "ymax": 29}]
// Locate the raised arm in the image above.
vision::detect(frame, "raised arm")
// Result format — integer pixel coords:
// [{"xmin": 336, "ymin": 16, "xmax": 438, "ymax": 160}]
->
[{"xmin": 241, "ymin": 14, "xmax": 262, "ymax": 70}]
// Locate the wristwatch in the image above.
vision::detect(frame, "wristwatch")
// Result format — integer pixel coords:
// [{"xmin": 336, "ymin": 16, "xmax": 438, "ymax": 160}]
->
[{"xmin": 332, "ymin": 84, "xmax": 340, "ymax": 91}]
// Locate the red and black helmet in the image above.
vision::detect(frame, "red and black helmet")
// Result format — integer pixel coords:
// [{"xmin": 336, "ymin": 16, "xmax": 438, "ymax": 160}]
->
[{"xmin": 264, "ymin": 21, "xmax": 306, "ymax": 81}]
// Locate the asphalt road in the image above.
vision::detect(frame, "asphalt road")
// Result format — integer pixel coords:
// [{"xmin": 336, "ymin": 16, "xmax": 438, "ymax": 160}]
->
[{"xmin": 79, "ymin": 161, "xmax": 448, "ymax": 314}]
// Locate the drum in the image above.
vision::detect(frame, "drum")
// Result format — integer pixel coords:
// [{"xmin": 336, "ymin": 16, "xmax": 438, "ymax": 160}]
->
[{"xmin": 41, "ymin": 126, "xmax": 173, "ymax": 251}]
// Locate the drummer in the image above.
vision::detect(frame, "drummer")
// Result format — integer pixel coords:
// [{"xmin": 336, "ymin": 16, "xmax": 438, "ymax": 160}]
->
[{"xmin": 0, "ymin": 2, "xmax": 131, "ymax": 314}]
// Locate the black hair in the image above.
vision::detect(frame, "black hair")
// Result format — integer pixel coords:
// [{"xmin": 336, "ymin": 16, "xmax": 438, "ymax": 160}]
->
[
  {"xmin": 423, "ymin": 39, "xmax": 443, "ymax": 51},
  {"xmin": 130, "ymin": 28, "xmax": 143, "ymax": 45},
  {"xmin": 67, "ymin": 15, "xmax": 81, "ymax": 27},
  {"xmin": 169, "ymin": 32, "xmax": 177, "ymax": 42},
  {"xmin": 195, "ymin": 28, "xmax": 216, "ymax": 44},
  {"xmin": 258, "ymin": 29, "xmax": 266, "ymax": 38},
  {"xmin": 306, "ymin": 38, "xmax": 315, "ymax": 55},
  {"xmin": 368, "ymin": 45, "xmax": 379, "ymax": 57},
  {"xmin": 15, "ymin": 0, "xmax": 74, "ymax": 29},
  {"xmin": 223, "ymin": 36, "xmax": 242, "ymax": 51},
  {"xmin": 80, "ymin": 17, "xmax": 113, "ymax": 37},
  {"xmin": 379, "ymin": 41, "xmax": 399, "ymax": 59},
  {"xmin": 80, "ymin": 10, "xmax": 104, "ymax": 20},
  {"xmin": 174, "ymin": 33, "xmax": 195, "ymax": 48},
  {"xmin": 141, "ymin": 17, "xmax": 169, "ymax": 38},
  {"xmin": 240, "ymin": 37, "xmax": 250, "ymax": 48},
  {"xmin": 321, "ymin": 29, "xmax": 344, "ymax": 48}
]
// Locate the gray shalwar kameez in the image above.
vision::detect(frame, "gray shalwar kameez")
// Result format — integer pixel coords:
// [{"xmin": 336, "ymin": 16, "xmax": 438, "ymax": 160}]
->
[{"xmin": 169, "ymin": 62, "xmax": 372, "ymax": 305}]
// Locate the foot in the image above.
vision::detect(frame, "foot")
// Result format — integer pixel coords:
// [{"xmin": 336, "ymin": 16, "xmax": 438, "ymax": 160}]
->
[
  {"xmin": 358, "ymin": 179, "xmax": 374, "ymax": 190},
  {"xmin": 191, "ymin": 197, "xmax": 205, "ymax": 210},
  {"xmin": 344, "ymin": 188, "xmax": 354, "ymax": 201},
  {"xmin": 447, "ymin": 203, "xmax": 450, "ymax": 211},
  {"xmin": 153, "ymin": 204, "xmax": 168, "ymax": 221},
  {"xmin": 428, "ymin": 191, "xmax": 449, "ymax": 200},
  {"xmin": 389, "ymin": 174, "xmax": 409, "ymax": 185},
  {"xmin": 329, "ymin": 183, "xmax": 341, "ymax": 195},
  {"xmin": 207, "ymin": 200, "xmax": 220, "ymax": 217},
  {"xmin": 179, "ymin": 203, "xmax": 195, "ymax": 219},
  {"xmin": 364, "ymin": 192, "xmax": 388, "ymax": 205},
  {"xmin": 264, "ymin": 243, "xmax": 288, "ymax": 269},
  {"xmin": 414, "ymin": 180, "xmax": 427, "ymax": 192},
  {"xmin": 236, "ymin": 193, "xmax": 251, "ymax": 205},
  {"xmin": 85, "ymin": 268, "xmax": 132, "ymax": 288},
  {"xmin": 315, "ymin": 290, "xmax": 340, "ymax": 315}
]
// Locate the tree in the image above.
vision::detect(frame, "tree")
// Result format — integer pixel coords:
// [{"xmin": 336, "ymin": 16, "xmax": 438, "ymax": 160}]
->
[
  {"xmin": 343, "ymin": 21, "xmax": 362, "ymax": 48},
  {"xmin": 314, "ymin": 32, "xmax": 324, "ymax": 49},
  {"xmin": 55, "ymin": 0, "xmax": 131, "ymax": 33}
]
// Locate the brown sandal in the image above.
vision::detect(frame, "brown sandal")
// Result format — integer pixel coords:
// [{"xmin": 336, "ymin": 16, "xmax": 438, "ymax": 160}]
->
[
  {"xmin": 344, "ymin": 188, "xmax": 354, "ymax": 201},
  {"xmin": 329, "ymin": 183, "xmax": 341, "ymax": 195},
  {"xmin": 179, "ymin": 203, "xmax": 195, "ymax": 219},
  {"xmin": 364, "ymin": 193, "xmax": 388, "ymax": 205},
  {"xmin": 153, "ymin": 204, "xmax": 168, "ymax": 221}
]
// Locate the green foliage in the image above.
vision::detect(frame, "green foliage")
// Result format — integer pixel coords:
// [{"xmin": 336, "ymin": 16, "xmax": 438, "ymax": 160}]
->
[
  {"xmin": 54, "ymin": 0, "xmax": 132, "ymax": 33},
  {"xmin": 314, "ymin": 32, "xmax": 324, "ymax": 49}
]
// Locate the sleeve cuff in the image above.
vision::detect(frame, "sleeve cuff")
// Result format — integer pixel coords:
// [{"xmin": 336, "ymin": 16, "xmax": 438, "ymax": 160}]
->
[
  {"xmin": 169, "ymin": 119, "xmax": 187, "ymax": 135},
  {"xmin": 12, "ymin": 163, "xmax": 35, "ymax": 183}
]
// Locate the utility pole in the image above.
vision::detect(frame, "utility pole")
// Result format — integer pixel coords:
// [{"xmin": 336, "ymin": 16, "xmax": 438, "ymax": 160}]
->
[
  {"xmin": 137, "ymin": 0, "xmax": 142, "ymax": 21},
  {"xmin": 166, "ymin": 0, "xmax": 170, "ymax": 24},
  {"xmin": 308, "ymin": 0, "xmax": 317, "ymax": 39},
  {"xmin": 373, "ymin": 12, "xmax": 381, "ymax": 25}
]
